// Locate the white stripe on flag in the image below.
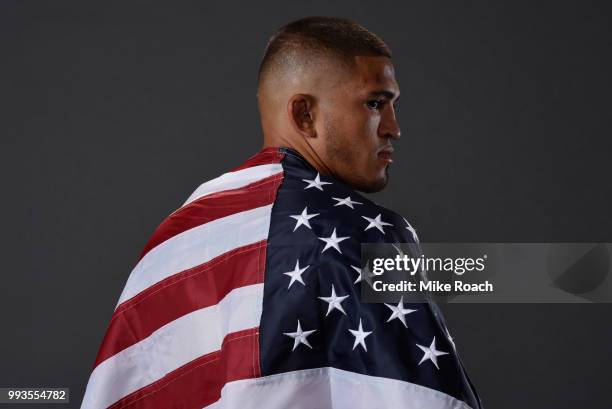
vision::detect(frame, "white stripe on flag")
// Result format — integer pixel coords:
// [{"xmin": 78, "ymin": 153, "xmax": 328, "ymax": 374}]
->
[
  {"xmin": 116, "ymin": 204, "xmax": 272, "ymax": 307},
  {"xmin": 81, "ymin": 283, "xmax": 264, "ymax": 409},
  {"xmin": 204, "ymin": 367, "xmax": 472, "ymax": 409},
  {"xmin": 182, "ymin": 164, "xmax": 283, "ymax": 207}
]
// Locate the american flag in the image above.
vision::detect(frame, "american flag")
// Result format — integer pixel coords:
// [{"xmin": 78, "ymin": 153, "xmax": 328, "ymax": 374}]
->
[{"xmin": 81, "ymin": 147, "xmax": 481, "ymax": 409}]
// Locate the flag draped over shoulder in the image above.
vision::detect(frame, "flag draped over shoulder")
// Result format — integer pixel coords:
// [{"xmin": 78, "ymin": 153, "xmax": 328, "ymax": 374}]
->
[{"xmin": 81, "ymin": 147, "xmax": 481, "ymax": 409}]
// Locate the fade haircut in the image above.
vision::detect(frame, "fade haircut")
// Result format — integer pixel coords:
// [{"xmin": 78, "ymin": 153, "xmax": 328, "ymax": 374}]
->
[{"xmin": 258, "ymin": 16, "xmax": 391, "ymax": 86}]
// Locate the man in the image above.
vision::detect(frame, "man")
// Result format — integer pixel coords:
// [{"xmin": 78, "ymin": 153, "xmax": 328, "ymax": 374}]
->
[{"xmin": 82, "ymin": 17, "xmax": 482, "ymax": 409}]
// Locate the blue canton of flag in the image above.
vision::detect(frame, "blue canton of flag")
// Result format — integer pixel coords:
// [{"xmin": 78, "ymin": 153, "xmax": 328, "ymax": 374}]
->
[{"xmin": 259, "ymin": 147, "xmax": 482, "ymax": 408}]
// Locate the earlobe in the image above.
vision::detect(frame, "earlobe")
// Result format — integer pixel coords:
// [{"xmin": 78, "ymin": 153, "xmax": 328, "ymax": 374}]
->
[{"xmin": 288, "ymin": 94, "xmax": 316, "ymax": 138}]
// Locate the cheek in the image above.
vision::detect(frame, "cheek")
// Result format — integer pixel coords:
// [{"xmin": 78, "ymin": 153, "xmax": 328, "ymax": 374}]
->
[
  {"xmin": 333, "ymin": 109, "xmax": 380, "ymax": 164},
  {"xmin": 346, "ymin": 106, "xmax": 378, "ymax": 132},
  {"xmin": 348, "ymin": 109, "xmax": 378, "ymax": 140},
  {"xmin": 364, "ymin": 114, "xmax": 380, "ymax": 140},
  {"xmin": 364, "ymin": 118, "xmax": 381, "ymax": 156},
  {"xmin": 347, "ymin": 118, "xmax": 379, "ymax": 172}
]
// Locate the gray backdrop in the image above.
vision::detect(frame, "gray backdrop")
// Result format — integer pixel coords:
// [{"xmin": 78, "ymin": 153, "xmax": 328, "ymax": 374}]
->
[{"xmin": 3, "ymin": 1, "xmax": 612, "ymax": 407}]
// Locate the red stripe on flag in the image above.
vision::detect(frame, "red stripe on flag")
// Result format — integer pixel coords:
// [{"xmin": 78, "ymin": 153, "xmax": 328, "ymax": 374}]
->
[
  {"xmin": 108, "ymin": 327, "xmax": 260, "ymax": 409},
  {"xmin": 94, "ymin": 241, "xmax": 266, "ymax": 368},
  {"xmin": 230, "ymin": 147, "xmax": 284, "ymax": 172},
  {"xmin": 139, "ymin": 173, "xmax": 283, "ymax": 260}
]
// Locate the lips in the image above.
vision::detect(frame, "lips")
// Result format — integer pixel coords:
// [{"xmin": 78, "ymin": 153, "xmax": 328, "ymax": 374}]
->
[{"xmin": 377, "ymin": 148, "xmax": 394, "ymax": 163}]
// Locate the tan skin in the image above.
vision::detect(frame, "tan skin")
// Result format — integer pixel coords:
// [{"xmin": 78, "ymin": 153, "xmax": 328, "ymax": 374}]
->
[{"xmin": 258, "ymin": 55, "xmax": 401, "ymax": 193}]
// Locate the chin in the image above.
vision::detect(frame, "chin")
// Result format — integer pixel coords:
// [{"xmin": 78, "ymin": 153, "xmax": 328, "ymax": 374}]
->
[{"xmin": 350, "ymin": 169, "xmax": 389, "ymax": 193}]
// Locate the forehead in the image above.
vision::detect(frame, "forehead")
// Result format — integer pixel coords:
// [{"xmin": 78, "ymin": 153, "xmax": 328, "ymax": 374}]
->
[{"xmin": 348, "ymin": 56, "xmax": 399, "ymax": 94}]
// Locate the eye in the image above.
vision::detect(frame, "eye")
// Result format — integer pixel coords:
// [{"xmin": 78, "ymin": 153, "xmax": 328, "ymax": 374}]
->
[{"xmin": 366, "ymin": 99, "xmax": 384, "ymax": 110}]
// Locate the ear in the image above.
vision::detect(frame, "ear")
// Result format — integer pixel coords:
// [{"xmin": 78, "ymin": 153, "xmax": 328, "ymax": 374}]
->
[{"xmin": 287, "ymin": 94, "xmax": 317, "ymax": 138}]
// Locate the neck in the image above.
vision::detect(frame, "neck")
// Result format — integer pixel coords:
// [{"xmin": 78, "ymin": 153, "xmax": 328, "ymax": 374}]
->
[{"xmin": 263, "ymin": 135, "xmax": 334, "ymax": 177}]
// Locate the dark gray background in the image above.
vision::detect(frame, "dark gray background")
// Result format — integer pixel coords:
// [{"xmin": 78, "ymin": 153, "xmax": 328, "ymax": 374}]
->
[{"xmin": 3, "ymin": 1, "xmax": 612, "ymax": 407}]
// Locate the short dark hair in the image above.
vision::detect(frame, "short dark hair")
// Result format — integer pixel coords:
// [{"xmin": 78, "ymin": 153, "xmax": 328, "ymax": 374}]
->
[{"xmin": 258, "ymin": 16, "xmax": 391, "ymax": 84}]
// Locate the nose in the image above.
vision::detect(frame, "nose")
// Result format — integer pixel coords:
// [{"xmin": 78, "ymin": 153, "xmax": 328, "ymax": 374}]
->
[{"xmin": 379, "ymin": 105, "xmax": 401, "ymax": 140}]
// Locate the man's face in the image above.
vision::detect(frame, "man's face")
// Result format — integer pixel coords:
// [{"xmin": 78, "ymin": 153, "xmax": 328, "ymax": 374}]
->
[{"xmin": 318, "ymin": 56, "xmax": 401, "ymax": 193}]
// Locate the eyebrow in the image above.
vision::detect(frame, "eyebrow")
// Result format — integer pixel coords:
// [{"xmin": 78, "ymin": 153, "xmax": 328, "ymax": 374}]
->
[{"xmin": 368, "ymin": 90, "xmax": 400, "ymax": 101}]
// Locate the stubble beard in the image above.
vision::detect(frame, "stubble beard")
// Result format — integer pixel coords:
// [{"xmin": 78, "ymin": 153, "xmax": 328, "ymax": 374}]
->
[{"xmin": 323, "ymin": 119, "xmax": 390, "ymax": 193}]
